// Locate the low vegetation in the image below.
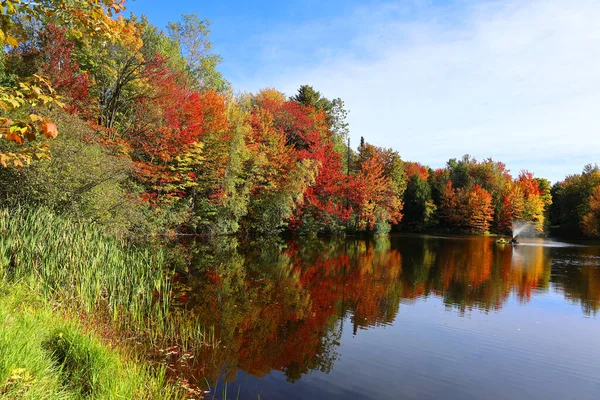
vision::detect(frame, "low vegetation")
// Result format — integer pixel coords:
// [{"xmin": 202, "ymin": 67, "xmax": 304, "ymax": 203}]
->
[{"xmin": 0, "ymin": 283, "xmax": 182, "ymax": 399}]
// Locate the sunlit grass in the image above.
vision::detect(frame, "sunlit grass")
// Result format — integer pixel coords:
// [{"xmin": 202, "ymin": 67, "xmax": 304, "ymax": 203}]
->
[{"xmin": 0, "ymin": 283, "xmax": 183, "ymax": 399}]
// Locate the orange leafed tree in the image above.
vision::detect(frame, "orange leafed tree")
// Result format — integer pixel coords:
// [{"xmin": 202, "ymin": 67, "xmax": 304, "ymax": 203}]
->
[
  {"xmin": 440, "ymin": 181, "xmax": 493, "ymax": 233},
  {"xmin": 465, "ymin": 184, "xmax": 494, "ymax": 233},
  {"xmin": 356, "ymin": 144, "xmax": 404, "ymax": 231}
]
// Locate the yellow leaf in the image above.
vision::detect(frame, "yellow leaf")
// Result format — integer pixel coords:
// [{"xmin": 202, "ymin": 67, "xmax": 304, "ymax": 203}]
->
[
  {"xmin": 6, "ymin": 35, "xmax": 19, "ymax": 47},
  {"xmin": 31, "ymin": 85, "xmax": 42, "ymax": 95},
  {"xmin": 7, "ymin": 98, "xmax": 21, "ymax": 108}
]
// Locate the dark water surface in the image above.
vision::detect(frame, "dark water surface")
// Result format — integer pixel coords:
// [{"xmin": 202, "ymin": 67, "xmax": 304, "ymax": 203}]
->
[{"xmin": 170, "ymin": 235, "xmax": 600, "ymax": 399}]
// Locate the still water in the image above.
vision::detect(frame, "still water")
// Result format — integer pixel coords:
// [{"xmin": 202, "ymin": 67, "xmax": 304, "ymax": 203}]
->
[{"xmin": 169, "ymin": 235, "xmax": 600, "ymax": 399}]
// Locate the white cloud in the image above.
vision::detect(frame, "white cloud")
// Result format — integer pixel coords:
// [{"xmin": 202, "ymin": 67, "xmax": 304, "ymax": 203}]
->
[{"xmin": 234, "ymin": 0, "xmax": 600, "ymax": 182}]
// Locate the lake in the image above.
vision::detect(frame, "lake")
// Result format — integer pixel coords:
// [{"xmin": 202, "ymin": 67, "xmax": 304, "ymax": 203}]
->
[{"xmin": 167, "ymin": 235, "xmax": 600, "ymax": 399}]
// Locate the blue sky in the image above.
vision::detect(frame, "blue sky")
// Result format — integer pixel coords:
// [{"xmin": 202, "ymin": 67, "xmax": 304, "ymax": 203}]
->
[{"xmin": 126, "ymin": 0, "xmax": 600, "ymax": 183}]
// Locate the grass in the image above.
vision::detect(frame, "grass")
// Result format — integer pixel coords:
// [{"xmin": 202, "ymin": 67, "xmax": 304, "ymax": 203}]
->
[
  {"xmin": 0, "ymin": 283, "xmax": 183, "ymax": 399},
  {"xmin": 0, "ymin": 207, "xmax": 171, "ymax": 327}
]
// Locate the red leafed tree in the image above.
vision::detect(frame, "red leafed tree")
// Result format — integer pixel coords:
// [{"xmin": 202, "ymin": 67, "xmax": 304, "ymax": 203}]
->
[
  {"xmin": 440, "ymin": 180, "xmax": 462, "ymax": 227},
  {"xmin": 127, "ymin": 55, "xmax": 209, "ymax": 203},
  {"xmin": 296, "ymin": 135, "xmax": 355, "ymax": 229},
  {"xmin": 516, "ymin": 171, "xmax": 541, "ymax": 197},
  {"xmin": 254, "ymin": 90, "xmax": 355, "ymax": 232},
  {"xmin": 130, "ymin": 56, "xmax": 205, "ymax": 162},
  {"xmin": 40, "ymin": 24, "xmax": 90, "ymax": 114},
  {"xmin": 496, "ymin": 184, "xmax": 524, "ymax": 234},
  {"xmin": 516, "ymin": 171, "xmax": 546, "ymax": 232}
]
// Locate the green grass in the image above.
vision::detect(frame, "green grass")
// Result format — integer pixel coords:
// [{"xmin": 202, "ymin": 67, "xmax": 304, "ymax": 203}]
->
[{"xmin": 0, "ymin": 283, "xmax": 183, "ymax": 399}]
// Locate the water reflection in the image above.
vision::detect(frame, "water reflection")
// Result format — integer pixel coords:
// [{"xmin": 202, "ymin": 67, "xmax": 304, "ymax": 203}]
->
[{"xmin": 166, "ymin": 235, "xmax": 600, "ymax": 388}]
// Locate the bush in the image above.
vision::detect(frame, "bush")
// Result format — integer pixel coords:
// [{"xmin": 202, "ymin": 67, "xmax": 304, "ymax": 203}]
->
[{"xmin": 0, "ymin": 109, "xmax": 155, "ymax": 237}]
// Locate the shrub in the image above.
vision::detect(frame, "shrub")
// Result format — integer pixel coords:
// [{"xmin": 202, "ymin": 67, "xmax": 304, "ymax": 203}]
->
[{"xmin": 0, "ymin": 109, "xmax": 154, "ymax": 237}]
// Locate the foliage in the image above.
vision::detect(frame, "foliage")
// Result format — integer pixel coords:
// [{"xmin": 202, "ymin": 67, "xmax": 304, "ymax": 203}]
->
[
  {"xmin": 439, "ymin": 180, "xmax": 494, "ymax": 233},
  {"xmin": 582, "ymin": 185, "xmax": 600, "ymax": 237},
  {"xmin": 167, "ymin": 14, "xmax": 229, "ymax": 92},
  {"xmin": 39, "ymin": 24, "xmax": 90, "ymax": 115},
  {"xmin": 515, "ymin": 171, "xmax": 546, "ymax": 233},
  {"xmin": 0, "ymin": 0, "xmax": 124, "ymax": 166},
  {"xmin": 0, "ymin": 0, "xmax": 592, "ymax": 239},
  {"xmin": 355, "ymin": 143, "xmax": 405, "ymax": 233},
  {"xmin": 0, "ymin": 109, "xmax": 153, "ymax": 236}
]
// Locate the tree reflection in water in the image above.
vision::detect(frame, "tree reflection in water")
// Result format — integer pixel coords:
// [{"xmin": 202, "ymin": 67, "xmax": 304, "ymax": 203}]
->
[{"xmin": 163, "ymin": 235, "xmax": 600, "ymax": 387}]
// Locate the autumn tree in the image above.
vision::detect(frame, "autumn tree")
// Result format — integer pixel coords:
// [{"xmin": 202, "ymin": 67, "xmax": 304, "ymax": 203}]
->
[
  {"xmin": 515, "ymin": 171, "xmax": 546, "ymax": 233},
  {"xmin": 496, "ymin": 183, "xmax": 524, "ymax": 234},
  {"xmin": 39, "ymin": 24, "xmax": 90, "ymax": 115},
  {"xmin": 439, "ymin": 180, "xmax": 493, "ymax": 233},
  {"xmin": 129, "ymin": 56, "xmax": 205, "ymax": 164},
  {"xmin": 355, "ymin": 143, "xmax": 405, "ymax": 233},
  {"xmin": 290, "ymin": 85, "xmax": 351, "ymax": 171},
  {"xmin": 464, "ymin": 185, "xmax": 494, "ymax": 234},
  {"xmin": 439, "ymin": 180, "xmax": 463, "ymax": 229},
  {"xmin": 243, "ymin": 97, "xmax": 317, "ymax": 234},
  {"xmin": 581, "ymin": 185, "xmax": 600, "ymax": 237},
  {"xmin": 1, "ymin": 0, "xmax": 124, "ymax": 167},
  {"xmin": 255, "ymin": 89, "xmax": 354, "ymax": 235}
]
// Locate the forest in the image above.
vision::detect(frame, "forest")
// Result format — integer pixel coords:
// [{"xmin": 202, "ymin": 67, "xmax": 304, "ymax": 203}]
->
[{"xmin": 1, "ymin": 0, "xmax": 599, "ymax": 239}]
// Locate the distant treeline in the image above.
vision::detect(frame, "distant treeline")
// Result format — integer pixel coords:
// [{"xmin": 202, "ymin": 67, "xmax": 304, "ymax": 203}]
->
[{"xmin": 1, "ymin": 1, "xmax": 599, "ymax": 238}]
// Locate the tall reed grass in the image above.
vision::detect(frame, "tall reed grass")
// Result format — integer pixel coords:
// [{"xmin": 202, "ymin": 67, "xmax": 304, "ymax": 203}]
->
[{"xmin": 0, "ymin": 207, "xmax": 171, "ymax": 326}]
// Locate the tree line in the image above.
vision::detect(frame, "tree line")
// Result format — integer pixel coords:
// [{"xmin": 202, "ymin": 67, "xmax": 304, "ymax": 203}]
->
[{"xmin": 1, "ymin": 0, "xmax": 598, "ymax": 237}]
